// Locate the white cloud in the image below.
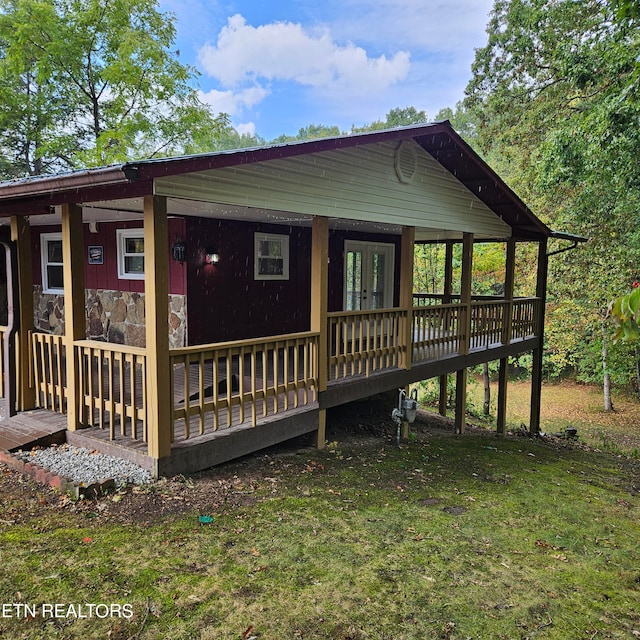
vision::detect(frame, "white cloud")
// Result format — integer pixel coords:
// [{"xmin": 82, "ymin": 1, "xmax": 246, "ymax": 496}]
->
[
  {"xmin": 197, "ymin": 14, "xmax": 410, "ymax": 93},
  {"xmin": 235, "ymin": 122, "xmax": 256, "ymax": 136},
  {"xmin": 198, "ymin": 85, "xmax": 269, "ymax": 116}
]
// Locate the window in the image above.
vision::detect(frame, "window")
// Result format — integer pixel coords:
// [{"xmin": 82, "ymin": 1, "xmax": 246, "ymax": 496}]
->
[
  {"xmin": 41, "ymin": 233, "xmax": 64, "ymax": 293},
  {"xmin": 117, "ymin": 229, "xmax": 145, "ymax": 279},
  {"xmin": 254, "ymin": 233, "xmax": 289, "ymax": 280}
]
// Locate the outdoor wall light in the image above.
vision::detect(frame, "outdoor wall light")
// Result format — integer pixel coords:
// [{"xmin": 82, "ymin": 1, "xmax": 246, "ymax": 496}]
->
[
  {"xmin": 205, "ymin": 247, "xmax": 220, "ymax": 265},
  {"xmin": 171, "ymin": 239, "xmax": 186, "ymax": 265}
]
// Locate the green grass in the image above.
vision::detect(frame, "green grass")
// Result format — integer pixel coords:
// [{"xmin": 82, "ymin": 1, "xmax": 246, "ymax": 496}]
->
[{"xmin": 1, "ymin": 384, "xmax": 640, "ymax": 639}]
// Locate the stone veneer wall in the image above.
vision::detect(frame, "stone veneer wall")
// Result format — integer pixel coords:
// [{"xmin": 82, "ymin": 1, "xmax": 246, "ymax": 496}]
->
[{"xmin": 33, "ymin": 286, "xmax": 187, "ymax": 349}]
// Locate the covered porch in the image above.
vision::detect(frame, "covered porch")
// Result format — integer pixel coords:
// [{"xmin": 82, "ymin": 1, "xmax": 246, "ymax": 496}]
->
[{"xmin": 0, "ymin": 123, "xmax": 555, "ymax": 476}]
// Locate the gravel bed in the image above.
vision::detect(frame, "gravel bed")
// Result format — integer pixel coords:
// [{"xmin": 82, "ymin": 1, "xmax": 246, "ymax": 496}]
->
[{"xmin": 15, "ymin": 444, "xmax": 153, "ymax": 486}]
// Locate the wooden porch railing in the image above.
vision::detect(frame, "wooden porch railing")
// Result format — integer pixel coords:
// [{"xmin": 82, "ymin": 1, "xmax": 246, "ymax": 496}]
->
[
  {"xmin": 30, "ymin": 332, "xmax": 66, "ymax": 413},
  {"xmin": 512, "ymin": 298, "xmax": 541, "ymax": 340},
  {"xmin": 470, "ymin": 300, "xmax": 510, "ymax": 350},
  {"xmin": 327, "ymin": 308, "xmax": 406, "ymax": 380},
  {"xmin": 75, "ymin": 340, "xmax": 148, "ymax": 441},
  {"xmin": 412, "ymin": 303, "xmax": 465, "ymax": 362},
  {"xmin": 169, "ymin": 331, "xmax": 319, "ymax": 441},
  {"xmin": 15, "ymin": 297, "xmax": 542, "ymax": 448}
]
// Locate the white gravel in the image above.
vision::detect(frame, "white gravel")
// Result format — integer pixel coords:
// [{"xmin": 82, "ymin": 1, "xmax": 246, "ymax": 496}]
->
[{"xmin": 15, "ymin": 444, "xmax": 153, "ymax": 486}]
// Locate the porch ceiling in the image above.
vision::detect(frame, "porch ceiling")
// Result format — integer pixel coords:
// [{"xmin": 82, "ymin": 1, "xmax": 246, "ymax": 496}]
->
[{"xmin": 19, "ymin": 197, "xmax": 465, "ymax": 240}]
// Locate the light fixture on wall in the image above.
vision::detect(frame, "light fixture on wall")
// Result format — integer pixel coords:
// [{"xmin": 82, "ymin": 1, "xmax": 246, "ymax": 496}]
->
[
  {"xmin": 205, "ymin": 247, "xmax": 219, "ymax": 265},
  {"xmin": 171, "ymin": 239, "xmax": 186, "ymax": 265}
]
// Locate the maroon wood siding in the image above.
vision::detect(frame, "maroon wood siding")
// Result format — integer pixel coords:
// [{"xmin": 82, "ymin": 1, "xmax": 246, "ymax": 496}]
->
[
  {"xmin": 185, "ymin": 219, "xmax": 312, "ymax": 344},
  {"xmin": 185, "ymin": 219, "xmax": 402, "ymax": 345},
  {"xmin": 32, "ymin": 219, "xmax": 187, "ymax": 295}
]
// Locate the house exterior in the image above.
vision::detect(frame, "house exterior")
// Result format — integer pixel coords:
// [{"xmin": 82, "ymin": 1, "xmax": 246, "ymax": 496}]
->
[{"xmin": 0, "ymin": 122, "xmax": 568, "ymax": 477}]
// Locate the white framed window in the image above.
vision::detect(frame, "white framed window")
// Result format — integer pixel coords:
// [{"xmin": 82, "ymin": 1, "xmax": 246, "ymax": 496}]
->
[
  {"xmin": 41, "ymin": 233, "xmax": 64, "ymax": 294},
  {"xmin": 254, "ymin": 232, "xmax": 289, "ymax": 280},
  {"xmin": 117, "ymin": 229, "xmax": 145, "ymax": 280}
]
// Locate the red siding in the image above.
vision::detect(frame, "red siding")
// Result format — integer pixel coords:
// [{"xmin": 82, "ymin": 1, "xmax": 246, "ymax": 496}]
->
[
  {"xmin": 32, "ymin": 219, "xmax": 187, "ymax": 296},
  {"xmin": 186, "ymin": 219, "xmax": 311, "ymax": 344}
]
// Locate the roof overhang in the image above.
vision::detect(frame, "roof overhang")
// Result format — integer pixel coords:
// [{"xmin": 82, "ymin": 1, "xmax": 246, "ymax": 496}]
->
[{"xmin": 0, "ymin": 121, "xmax": 551, "ymax": 241}]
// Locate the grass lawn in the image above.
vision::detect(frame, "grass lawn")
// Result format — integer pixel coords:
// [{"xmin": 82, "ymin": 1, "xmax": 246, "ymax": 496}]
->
[
  {"xmin": 0, "ymin": 383, "xmax": 639, "ymax": 639},
  {"xmin": 465, "ymin": 379, "xmax": 640, "ymax": 456}
]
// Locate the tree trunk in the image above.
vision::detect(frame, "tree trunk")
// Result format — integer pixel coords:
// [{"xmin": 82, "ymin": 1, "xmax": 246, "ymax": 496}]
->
[
  {"xmin": 602, "ymin": 320, "xmax": 614, "ymax": 412},
  {"xmin": 635, "ymin": 348, "xmax": 640, "ymax": 394},
  {"xmin": 483, "ymin": 361, "xmax": 491, "ymax": 415}
]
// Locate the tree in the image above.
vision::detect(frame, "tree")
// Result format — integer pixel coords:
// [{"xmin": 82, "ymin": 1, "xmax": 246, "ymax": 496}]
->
[
  {"xmin": 270, "ymin": 124, "xmax": 343, "ymax": 145},
  {"xmin": 465, "ymin": 0, "xmax": 640, "ymax": 402},
  {"xmin": 352, "ymin": 106, "xmax": 428, "ymax": 133},
  {"xmin": 0, "ymin": 0, "xmax": 230, "ymax": 175}
]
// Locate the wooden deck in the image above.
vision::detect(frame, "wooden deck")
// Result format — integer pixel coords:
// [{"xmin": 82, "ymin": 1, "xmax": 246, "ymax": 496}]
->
[
  {"xmin": 0, "ymin": 298, "xmax": 542, "ymax": 476},
  {"xmin": 0, "ymin": 402, "xmax": 67, "ymax": 452}
]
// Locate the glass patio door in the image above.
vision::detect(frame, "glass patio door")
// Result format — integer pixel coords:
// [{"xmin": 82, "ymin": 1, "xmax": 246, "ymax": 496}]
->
[{"xmin": 344, "ymin": 241, "xmax": 395, "ymax": 311}]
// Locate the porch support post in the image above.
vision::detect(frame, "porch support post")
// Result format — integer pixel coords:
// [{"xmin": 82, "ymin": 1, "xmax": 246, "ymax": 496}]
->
[
  {"xmin": 9, "ymin": 216, "xmax": 36, "ymax": 411},
  {"xmin": 439, "ymin": 240, "xmax": 454, "ymax": 416},
  {"xmin": 530, "ymin": 238, "xmax": 548, "ymax": 435},
  {"xmin": 497, "ymin": 238, "xmax": 516, "ymax": 434},
  {"xmin": 61, "ymin": 203, "xmax": 85, "ymax": 431},
  {"xmin": 399, "ymin": 226, "xmax": 415, "ymax": 370},
  {"xmin": 311, "ymin": 216, "xmax": 329, "ymax": 449},
  {"xmin": 144, "ymin": 195, "xmax": 172, "ymax": 460},
  {"xmin": 455, "ymin": 233, "xmax": 473, "ymax": 434}
]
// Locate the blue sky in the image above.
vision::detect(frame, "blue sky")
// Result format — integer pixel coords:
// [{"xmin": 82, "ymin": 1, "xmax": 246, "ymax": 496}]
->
[{"xmin": 158, "ymin": 0, "xmax": 495, "ymax": 141}]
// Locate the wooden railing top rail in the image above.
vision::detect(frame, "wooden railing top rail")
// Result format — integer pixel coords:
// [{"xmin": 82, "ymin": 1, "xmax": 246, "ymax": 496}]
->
[
  {"xmin": 73, "ymin": 339, "xmax": 147, "ymax": 357},
  {"xmin": 413, "ymin": 293, "xmax": 541, "ymax": 302},
  {"xmin": 327, "ymin": 307, "xmax": 404, "ymax": 318},
  {"xmin": 412, "ymin": 302, "xmax": 465, "ymax": 312},
  {"xmin": 169, "ymin": 330, "xmax": 320, "ymax": 357}
]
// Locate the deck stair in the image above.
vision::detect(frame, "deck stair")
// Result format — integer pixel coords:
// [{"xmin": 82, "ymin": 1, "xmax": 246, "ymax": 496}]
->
[{"xmin": 0, "ymin": 405, "xmax": 67, "ymax": 452}]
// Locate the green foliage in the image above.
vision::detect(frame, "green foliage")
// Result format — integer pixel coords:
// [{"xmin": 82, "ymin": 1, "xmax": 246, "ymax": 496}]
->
[
  {"xmin": 0, "ymin": 0, "xmax": 230, "ymax": 175},
  {"xmin": 465, "ymin": 0, "xmax": 640, "ymax": 389},
  {"xmin": 352, "ymin": 106, "xmax": 429, "ymax": 132},
  {"xmin": 610, "ymin": 286, "xmax": 640, "ymax": 342}
]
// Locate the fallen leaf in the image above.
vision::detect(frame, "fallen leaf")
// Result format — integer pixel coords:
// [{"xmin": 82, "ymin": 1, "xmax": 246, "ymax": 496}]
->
[
  {"xmin": 241, "ymin": 624, "xmax": 255, "ymax": 640},
  {"xmin": 251, "ymin": 547, "xmax": 261, "ymax": 557}
]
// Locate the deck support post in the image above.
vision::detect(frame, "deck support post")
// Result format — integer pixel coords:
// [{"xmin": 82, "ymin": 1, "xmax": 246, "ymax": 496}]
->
[
  {"xmin": 311, "ymin": 216, "xmax": 329, "ymax": 449},
  {"xmin": 497, "ymin": 238, "xmax": 516, "ymax": 434},
  {"xmin": 439, "ymin": 240, "xmax": 454, "ymax": 416},
  {"xmin": 399, "ymin": 226, "xmax": 415, "ymax": 370},
  {"xmin": 9, "ymin": 216, "xmax": 36, "ymax": 412},
  {"xmin": 530, "ymin": 238, "xmax": 548, "ymax": 435},
  {"xmin": 455, "ymin": 233, "xmax": 473, "ymax": 434},
  {"xmin": 144, "ymin": 195, "xmax": 172, "ymax": 460},
  {"xmin": 61, "ymin": 204, "xmax": 85, "ymax": 431}
]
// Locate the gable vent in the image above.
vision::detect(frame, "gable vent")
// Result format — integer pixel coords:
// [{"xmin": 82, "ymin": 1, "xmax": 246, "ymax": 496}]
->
[{"xmin": 394, "ymin": 140, "xmax": 418, "ymax": 184}]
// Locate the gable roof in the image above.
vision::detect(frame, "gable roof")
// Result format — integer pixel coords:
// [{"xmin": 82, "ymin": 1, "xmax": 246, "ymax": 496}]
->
[{"xmin": 0, "ymin": 121, "xmax": 550, "ymax": 240}]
